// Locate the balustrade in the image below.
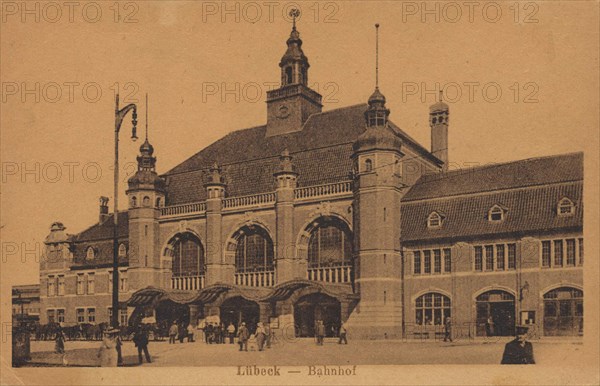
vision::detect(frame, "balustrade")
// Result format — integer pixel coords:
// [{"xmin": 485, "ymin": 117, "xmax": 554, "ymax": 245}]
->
[
  {"xmin": 171, "ymin": 275, "xmax": 205, "ymax": 291},
  {"xmin": 234, "ymin": 271, "xmax": 275, "ymax": 287},
  {"xmin": 307, "ymin": 266, "xmax": 352, "ymax": 283},
  {"xmin": 295, "ymin": 181, "xmax": 352, "ymax": 200}
]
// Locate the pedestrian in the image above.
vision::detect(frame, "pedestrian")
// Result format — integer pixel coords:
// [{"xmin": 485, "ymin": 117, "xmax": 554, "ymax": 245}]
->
[
  {"xmin": 255, "ymin": 322, "xmax": 266, "ymax": 351},
  {"xmin": 168, "ymin": 322, "xmax": 178, "ymax": 344},
  {"xmin": 205, "ymin": 323, "xmax": 213, "ymax": 344},
  {"xmin": 315, "ymin": 320, "xmax": 325, "ymax": 346},
  {"xmin": 338, "ymin": 321, "xmax": 348, "ymax": 344},
  {"xmin": 501, "ymin": 326, "xmax": 535, "ymax": 364},
  {"xmin": 97, "ymin": 328, "xmax": 119, "ymax": 367},
  {"xmin": 54, "ymin": 328, "xmax": 65, "ymax": 354},
  {"xmin": 264, "ymin": 322, "xmax": 271, "ymax": 348},
  {"xmin": 237, "ymin": 322, "xmax": 249, "ymax": 352},
  {"xmin": 214, "ymin": 323, "xmax": 223, "ymax": 344},
  {"xmin": 227, "ymin": 322, "xmax": 236, "ymax": 344},
  {"xmin": 443, "ymin": 317, "xmax": 452, "ymax": 342},
  {"xmin": 133, "ymin": 325, "xmax": 152, "ymax": 364},
  {"xmin": 220, "ymin": 323, "xmax": 226, "ymax": 343},
  {"xmin": 197, "ymin": 319, "xmax": 206, "ymax": 343},
  {"xmin": 178, "ymin": 323, "xmax": 186, "ymax": 344},
  {"xmin": 186, "ymin": 323, "xmax": 195, "ymax": 342},
  {"xmin": 116, "ymin": 331, "xmax": 123, "ymax": 366},
  {"xmin": 486, "ymin": 315, "xmax": 495, "ymax": 337}
]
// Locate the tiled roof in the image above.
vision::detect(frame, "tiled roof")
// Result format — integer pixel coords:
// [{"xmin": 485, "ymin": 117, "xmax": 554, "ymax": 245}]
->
[
  {"xmin": 74, "ymin": 212, "xmax": 129, "ymax": 242},
  {"xmin": 402, "ymin": 152, "xmax": 583, "ymax": 202},
  {"xmin": 400, "ymin": 153, "xmax": 584, "ymax": 242},
  {"xmin": 163, "ymin": 104, "xmax": 440, "ymax": 205}
]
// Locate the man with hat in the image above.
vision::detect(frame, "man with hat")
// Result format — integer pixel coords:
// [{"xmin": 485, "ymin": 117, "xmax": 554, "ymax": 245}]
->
[
  {"xmin": 237, "ymin": 322, "xmax": 249, "ymax": 352},
  {"xmin": 501, "ymin": 326, "xmax": 535, "ymax": 364}
]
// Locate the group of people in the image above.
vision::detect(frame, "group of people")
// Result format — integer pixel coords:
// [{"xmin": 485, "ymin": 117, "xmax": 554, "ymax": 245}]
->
[
  {"xmin": 235, "ymin": 321, "xmax": 272, "ymax": 351},
  {"xmin": 313, "ymin": 320, "xmax": 348, "ymax": 345},
  {"xmin": 197, "ymin": 321, "xmax": 236, "ymax": 344},
  {"xmin": 52, "ymin": 324, "xmax": 150, "ymax": 367},
  {"xmin": 168, "ymin": 322, "xmax": 195, "ymax": 344},
  {"xmin": 97, "ymin": 325, "xmax": 152, "ymax": 366}
]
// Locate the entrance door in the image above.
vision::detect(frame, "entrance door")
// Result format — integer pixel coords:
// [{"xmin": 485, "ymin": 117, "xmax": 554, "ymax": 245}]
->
[
  {"xmin": 294, "ymin": 293, "xmax": 341, "ymax": 337},
  {"xmin": 543, "ymin": 287, "xmax": 583, "ymax": 336},
  {"xmin": 476, "ymin": 290, "xmax": 515, "ymax": 336},
  {"xmin": 220, "ymin": 297, "xmax": 260, "ymax": 333}
]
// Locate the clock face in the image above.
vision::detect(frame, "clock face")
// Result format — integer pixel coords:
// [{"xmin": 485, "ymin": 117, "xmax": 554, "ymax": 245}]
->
[{"xmin": 277, "ymin": 104, "xmax": 290, "ymax": 119}]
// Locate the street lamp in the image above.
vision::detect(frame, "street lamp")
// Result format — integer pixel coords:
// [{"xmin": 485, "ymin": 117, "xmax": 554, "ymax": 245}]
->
[{"xmin": 112, "ymin": 94, "xmax": 137, "ymax": 329}]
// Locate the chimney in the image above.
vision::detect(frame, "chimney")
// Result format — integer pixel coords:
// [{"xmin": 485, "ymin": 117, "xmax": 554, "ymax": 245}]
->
[
  {"xmin": 430, "ymin": 91, "xmax": 449, "ymax": 171},
  {"xmin": 99, "ymin": 196, "xmax": 110, "ymax": 223}
]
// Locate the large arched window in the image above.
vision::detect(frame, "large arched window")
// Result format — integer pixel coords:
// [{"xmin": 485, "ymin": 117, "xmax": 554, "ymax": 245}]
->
[
  {"xmin": 234, "ymin": 225, "xmax": 274, "ymax": 273},
  {"xmin": 543, "ymin": 287, "xmax": 583, "ymax": 336},
  {"xmin": 171, "ymin": 233, "xmax": 205, "ymax": 277},
  {"xmin": 307, "ymin": 218, "xmax": 352, "ymax": 268},
  {"xmin": 415, "ymin": 292, "xmax": 451, "ymax": 326}
]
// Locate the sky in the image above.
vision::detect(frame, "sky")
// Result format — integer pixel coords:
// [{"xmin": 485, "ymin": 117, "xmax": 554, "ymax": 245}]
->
[{"xmin": 1, "ymin": 1, "xmax": 598, "ymax": 289}]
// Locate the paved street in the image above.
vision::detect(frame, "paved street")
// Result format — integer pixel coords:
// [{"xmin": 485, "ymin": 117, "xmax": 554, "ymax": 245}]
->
[{"xmin": 25, "ymin": 337, "xmax": 583, "ymax": 367}]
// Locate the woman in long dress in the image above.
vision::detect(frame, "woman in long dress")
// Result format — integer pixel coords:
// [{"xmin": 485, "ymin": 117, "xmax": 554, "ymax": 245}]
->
[{"xmin": 97, "ymin": 329, "xmax": 119, "ymax": 367}]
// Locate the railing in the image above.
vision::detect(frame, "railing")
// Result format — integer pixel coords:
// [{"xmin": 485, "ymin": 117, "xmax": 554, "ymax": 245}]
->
[
  {"xmin": 235, "ymin": 271, "xmax": 275, "ymax": 287},
  {"xmin": 295, "ymin": 180, "xmax": 352, "ymax": 200},
  {"xmin": 307, "ymin": 266, "xmax": 352, "ymax": 283},
  {"xmin": 171, "ymin": 275, "xmax": 205, "ymax": 291},
  {"xmin": 161, "ymin": 202, "xmax": 206, "ymax": 217},
  {"xmin": 223, "ymin": 192, "xmax": 276, "ymax": 210}
]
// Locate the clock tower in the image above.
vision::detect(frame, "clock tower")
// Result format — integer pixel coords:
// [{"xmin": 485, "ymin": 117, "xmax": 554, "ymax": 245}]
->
[{"xmin": 266, "ymin": 10, "xmax": 322, "ymax": 137}]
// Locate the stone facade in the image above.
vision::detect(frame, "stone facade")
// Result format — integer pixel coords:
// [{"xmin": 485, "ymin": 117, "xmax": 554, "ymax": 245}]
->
[{"xmin": 37, "ymin": 22, "xmax": 583, "ymax": 340}]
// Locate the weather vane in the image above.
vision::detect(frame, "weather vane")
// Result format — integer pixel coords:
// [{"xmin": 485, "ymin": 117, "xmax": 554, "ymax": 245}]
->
[{"xmin": 289, "ymin": 9, "xmax": 300, "ymax": 29}]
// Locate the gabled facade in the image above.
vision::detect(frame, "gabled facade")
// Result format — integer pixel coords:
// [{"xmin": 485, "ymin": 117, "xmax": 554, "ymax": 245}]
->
[{"xmin": 39, "ymin": 22, "xmax": 583, "ymax": 339}]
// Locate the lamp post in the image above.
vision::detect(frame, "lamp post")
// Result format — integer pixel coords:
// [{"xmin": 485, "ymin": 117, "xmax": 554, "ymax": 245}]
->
[{"xmin": 112, "ymin": 94, "xmax": 138, "ymax": 329}]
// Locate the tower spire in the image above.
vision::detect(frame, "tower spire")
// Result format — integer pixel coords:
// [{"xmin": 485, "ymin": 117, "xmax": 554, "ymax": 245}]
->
[
  {"xmin": 364, "ymin": 23, "xmax": 390, "ymax": 127},
  {"xmin": 145, "ymin": 93, "xmax": 149, "ymax": 141},
  {"xmin": 375, "ymin": 23, "xmax": 379, "ymax": 89}
]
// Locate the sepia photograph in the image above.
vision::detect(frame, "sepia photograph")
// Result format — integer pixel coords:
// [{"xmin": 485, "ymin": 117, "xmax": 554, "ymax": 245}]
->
[{"xmin": 1, "ymin": 1, "xmax": 599, "ymax": 385}]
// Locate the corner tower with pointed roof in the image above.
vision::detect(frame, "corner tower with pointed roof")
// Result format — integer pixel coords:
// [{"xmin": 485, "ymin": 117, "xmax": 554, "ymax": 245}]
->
[
  {"xmin": 126, "ymin": 96, "xmax": 166, "ymax": 291},
  {"xmin": 265, "ymin": 10, "xmax": 323, "ymax": 137},
  {"xmin": 349, "ymin": 24, "xmax": 404, "ymax": 339}
]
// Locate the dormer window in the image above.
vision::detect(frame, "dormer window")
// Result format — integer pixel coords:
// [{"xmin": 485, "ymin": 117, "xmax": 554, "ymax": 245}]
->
[
  {"xmin": 86, "ymin": 247, "xmax": 95, "ymax": 260},
  {"xmin": 118, "ymin": 243, "xmax": 127, "ymax": 258},
  {"xmin": 427, "ymin": 212, "xmax": 444, "ymax": 228},
  {"xmin": 488, "ymin": 205, "xmax": 506, "ymax": 222},
  {"xmin": 557, "ymin": 197, "xmax": 575, "ymax": 216}
]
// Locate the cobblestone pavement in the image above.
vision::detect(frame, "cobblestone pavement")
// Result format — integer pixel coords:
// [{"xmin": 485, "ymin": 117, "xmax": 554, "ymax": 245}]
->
[{"xmin": 24, "ymin": 336, "xmax": 583, "ymax": 367}]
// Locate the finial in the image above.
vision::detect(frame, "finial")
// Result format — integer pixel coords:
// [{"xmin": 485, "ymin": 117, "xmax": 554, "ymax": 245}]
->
[
  {"xmin": 289, "ymin": 9, "xmax": 300, "ymax": 30},
  {"xmin": 439, "ymin": 90, "xmax": 443, "ymax": 102},
  {"xmin": 145, "ymin": 93, "xmax": 149, "ymax": 141},
  {"xmin": 375, "ymin": 23, "xmax": 380, "ymax": 89}
]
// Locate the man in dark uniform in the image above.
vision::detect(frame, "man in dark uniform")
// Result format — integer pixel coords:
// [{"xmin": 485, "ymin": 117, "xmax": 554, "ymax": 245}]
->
[{"xmin": 501, "ymin": 326, "xmax": 535, "ymax": 364}]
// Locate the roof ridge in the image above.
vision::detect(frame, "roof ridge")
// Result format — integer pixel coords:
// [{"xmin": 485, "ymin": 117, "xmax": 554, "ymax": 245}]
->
[
  {"xmin": 418, "ymin": 151, "xmax": 583, "ymax": 182},
  {"xmin": 163, "ymin": 141, "xmax": 356, "ymax": 178},
  {"xmin": 403, "ymin": 179, "xmax": 583, "ymax": 203},
  {"xmin": 74, "ymin": 211, "xmax": 128, "ymax": 239}
]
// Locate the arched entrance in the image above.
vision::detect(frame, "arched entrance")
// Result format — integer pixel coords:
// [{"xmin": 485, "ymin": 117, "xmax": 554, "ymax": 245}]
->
[
  {"xmin": 294, "ymin": 293, "xmax": 341, "ymax": 337},
  {"xmin": 476, "ymin": 290, "xmax": 515, "ymax": 336},
  {"xmin": 220, "ymin": 297, "xmax": 260, "ymax": 333},
  {"xmin": 543, "ymin": 287, "xmax": 583, "ymax": 336},
  {"xmin": 155, "ymin": 300, "xmax": 190, "ymax": 327}
]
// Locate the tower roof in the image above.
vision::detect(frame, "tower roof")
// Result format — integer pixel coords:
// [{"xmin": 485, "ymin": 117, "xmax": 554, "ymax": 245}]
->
[{"xmin": 280, "ymin": 11, "xmax": 309, "ymax": 66}]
